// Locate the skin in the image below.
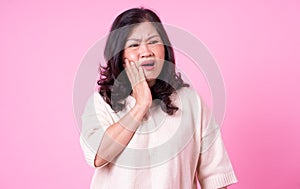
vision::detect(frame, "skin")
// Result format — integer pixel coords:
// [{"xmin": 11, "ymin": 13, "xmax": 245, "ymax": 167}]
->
[
  {"xmin": 94, "ymin": 21, "xmax": 228, "ymax": 189},
  {"xmin": 94, "ymin": 22, "xmax": 162, "ymax": 167},
  {"xmin": 123, "ymin": 21, "xmax": 165, "ymax": 87}
]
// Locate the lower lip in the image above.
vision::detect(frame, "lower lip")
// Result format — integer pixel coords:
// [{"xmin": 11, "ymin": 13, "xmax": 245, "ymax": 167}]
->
[{"xmin": 141, "ymin": 64, "xmax": 155, "ymax": 71}]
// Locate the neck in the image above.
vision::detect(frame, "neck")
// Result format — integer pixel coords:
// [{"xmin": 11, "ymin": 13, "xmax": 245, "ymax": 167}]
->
[{"xmin": 147, "ymin": 79, "xmax": 156, "ymax": 87}]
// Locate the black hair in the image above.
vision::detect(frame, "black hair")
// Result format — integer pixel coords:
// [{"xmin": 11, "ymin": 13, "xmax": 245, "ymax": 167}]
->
[{"xmin": 97, "ymin": 7, "xmax": 189, "ymax": 115}]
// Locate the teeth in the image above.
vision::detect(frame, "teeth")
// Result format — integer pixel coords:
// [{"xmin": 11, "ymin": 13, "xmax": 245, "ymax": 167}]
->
[
  {"xmin": 142, "ymin": 62, "xmax": 154, "ymax": 66},
  {"xmin": 143, "ymin": 64, "xmax": 153, "ymax": 66}
]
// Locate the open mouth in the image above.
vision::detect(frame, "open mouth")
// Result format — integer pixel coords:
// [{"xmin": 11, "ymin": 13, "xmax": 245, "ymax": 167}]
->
[
  {"xmin": 140, "ymin": 61, "xmax": 155, "ymax": 70},
  {"xmin": 141, "ymin": 62, "xmax": 154, "ymax": 67}
]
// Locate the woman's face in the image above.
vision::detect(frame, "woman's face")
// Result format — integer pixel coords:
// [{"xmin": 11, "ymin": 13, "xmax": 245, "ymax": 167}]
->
[{"xmin": 123, "ymin": 22, "xmax": 165, "ymax": 82}]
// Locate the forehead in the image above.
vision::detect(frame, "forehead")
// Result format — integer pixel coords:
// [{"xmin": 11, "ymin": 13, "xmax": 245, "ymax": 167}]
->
[{"xmin": 127, "ymin": 22, "xmax": 160, "ymax": 39}]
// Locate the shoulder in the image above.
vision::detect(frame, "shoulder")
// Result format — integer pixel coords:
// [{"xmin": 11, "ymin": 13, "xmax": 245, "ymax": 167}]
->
[
  {"xmin": 169, "ymin": 87, "xmax": 204, "ymax": 120},
  {"xmin": 85, "ymin": 92, "xmax": 105, "ymax": 108},
  {"xmin": 176, "ymin": 86, "xmax": 199, "ymax": 97},
  {"xmin": 174, "ymin": 87, "xmax": 203, "ymax": 107},
  {"xmin": 83, "ymin": 92, "xmax": 114, "ymax": 115}
]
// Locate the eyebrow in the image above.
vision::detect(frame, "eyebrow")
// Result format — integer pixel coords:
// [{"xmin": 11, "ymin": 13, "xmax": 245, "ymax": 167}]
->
[{"xmin": 126, "ymin": 34, "xmax": 160, "ymax": 42}]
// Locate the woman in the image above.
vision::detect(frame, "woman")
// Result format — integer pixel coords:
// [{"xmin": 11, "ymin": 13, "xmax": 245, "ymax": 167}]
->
[{"xmin": 80, "ymin": 7, "xmax": 238, "ymax": 189}]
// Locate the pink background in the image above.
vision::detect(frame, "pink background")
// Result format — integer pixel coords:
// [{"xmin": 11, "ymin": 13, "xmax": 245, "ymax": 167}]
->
[{"xmin": 1, "ymin": 0, "xmax": 299, "ymax": 188}]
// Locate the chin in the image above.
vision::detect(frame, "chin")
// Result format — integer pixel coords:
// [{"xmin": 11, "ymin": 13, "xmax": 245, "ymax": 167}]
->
[{"xmin": 145, "ymin": 72, "xmax": 160, "ymax": 79}]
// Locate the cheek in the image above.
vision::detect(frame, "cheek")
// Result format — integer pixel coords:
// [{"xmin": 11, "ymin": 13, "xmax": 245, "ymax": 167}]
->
[
  {"xmin": 153, "ymin": 45, "xmax": 165, "ymax": 60},
  {"xmin": 124, "ymin": 50, "xmax": 138, "ymax": 61}
]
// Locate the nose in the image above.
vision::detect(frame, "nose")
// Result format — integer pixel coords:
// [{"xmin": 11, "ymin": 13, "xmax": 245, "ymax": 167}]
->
[{"xmin": 139, "ymin": 43, "xmax": 153, "ymax": 58}]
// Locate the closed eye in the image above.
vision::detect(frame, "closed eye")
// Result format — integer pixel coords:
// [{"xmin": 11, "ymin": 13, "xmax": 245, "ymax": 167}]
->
[
  {"xmin": 149, "ymin": 40, "xmax": 159, "ymax": 44},
  {"xmin": 128, "ymin": 44, "xmax": 139, "ymax": 48}
]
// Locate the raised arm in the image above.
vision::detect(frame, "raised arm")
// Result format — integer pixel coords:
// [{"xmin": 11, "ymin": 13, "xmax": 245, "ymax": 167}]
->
[
  {"xmin": 94, "ymin": 59, "xmax": 152, "ymax": 167},
  {"xmin": 94, "ymin": 103, "xmax": 148, "ymax": 167}
]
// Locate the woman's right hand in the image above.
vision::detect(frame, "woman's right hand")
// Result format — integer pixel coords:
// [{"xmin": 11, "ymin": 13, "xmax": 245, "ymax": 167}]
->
[{"xmin": 124, "ymin": 58, "xmax": 152, "ymax": 110}]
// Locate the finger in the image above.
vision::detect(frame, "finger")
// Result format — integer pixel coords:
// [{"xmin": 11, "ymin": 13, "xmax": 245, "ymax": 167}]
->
[
  {"xmin": 127, "ymin": 61, "xmax": 137, "ymax": 77},
  {"xmin": 124, "ymin": 59, "xmax": 134, "ymax": 71},
  {"xmin": 124, "ymin": 60, "xmax": 140, "ymax": 86},
  {"xmin": 130, "ymin": 66, "xmax": 145, "ymax": 87},
  {"xmin": 129, "ymin": 61, "xmax": 141, "ymax": 86},
  {"xmin": 137, "ymin": 65, "xmax": 146, "ymax": 82},
  {"xmin": 124, "ymin": 59, "xmax": 134, "ymax": 83}
]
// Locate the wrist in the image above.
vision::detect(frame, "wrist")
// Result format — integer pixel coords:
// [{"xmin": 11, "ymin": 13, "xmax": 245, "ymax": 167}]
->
[{"xmin": 131, "ymin": 103, "xmax": 149, "ymax": 121}]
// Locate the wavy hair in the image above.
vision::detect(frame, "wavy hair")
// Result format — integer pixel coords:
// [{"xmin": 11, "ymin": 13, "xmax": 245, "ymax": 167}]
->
[{"xmin": 97, "ymin": 7, "xmax": 189, "ymax": 115}]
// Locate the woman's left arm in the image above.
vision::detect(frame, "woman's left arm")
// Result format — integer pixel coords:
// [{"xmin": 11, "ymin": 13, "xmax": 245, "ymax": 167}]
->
[{"xmin": 197, "ymin": 98, "xmax": 238, "ymax": 189}]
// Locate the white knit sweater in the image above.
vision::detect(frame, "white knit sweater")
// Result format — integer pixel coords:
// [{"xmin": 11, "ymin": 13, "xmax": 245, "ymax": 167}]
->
[{"xmin": 80, "ymin": 87, "xmax": 238, "ymax": 189}]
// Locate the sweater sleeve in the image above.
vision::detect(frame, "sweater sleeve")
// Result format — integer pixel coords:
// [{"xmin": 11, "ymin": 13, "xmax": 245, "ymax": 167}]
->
[
  {"xmin": 197, "ymin": 100, "xmax": 238, "ymax": 189},
  {"xmin": 79, "ymin": 92, "xmax": 114, "ymax": 168}
]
